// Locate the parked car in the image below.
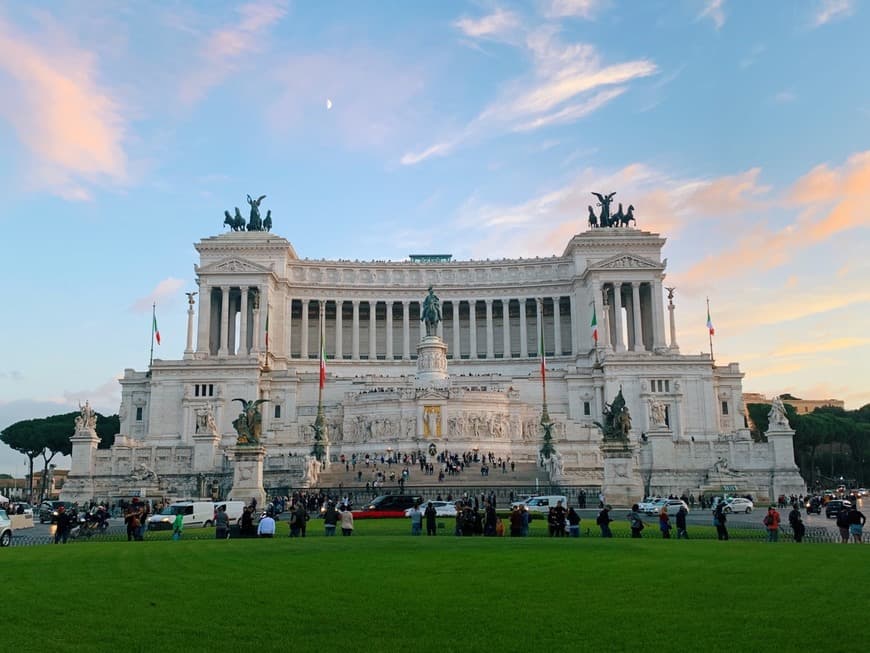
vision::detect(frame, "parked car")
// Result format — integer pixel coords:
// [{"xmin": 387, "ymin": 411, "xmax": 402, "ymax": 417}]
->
[
  {"xmin": 146, "ymin": 501, "xmax": 215, "ymax": 530},
  {"xmin": 637, "ymin": 497, "xmax": 662, "ymax": 513},
  {"xmin": 722, "ymin": 498, "xmax": 754, "ymax": 514},
  {"xmin": 645, "ymin": 499, "xmax": 690, "ymax": 515},
  {"xmin": 856, "ymin": 488, "xmax": 868, "ymax": 497},
  {"xmin": 353, "ymin": 495, "xmax": 424, "ymax": 519},
  {"xmin": 406, "ymin": 500, "xmax": 457, "ymax": 517},
  {"xmin": 805, "ymin": 497, "xmax": 822, "ymax": 514},
  {"xmin": 825, "ymin": 499, "xmax": 852, "ymax": 519},
  {"xmin": 38, "ymin": 501, "xmax": 74, "ymax": 524},
  {"xmin": 0, "ymin": 509, "xmax": 12, "ymax": 547},
  {"xmin": 510, "ymin": 495, "xmax": 568, "ymax": 514}
]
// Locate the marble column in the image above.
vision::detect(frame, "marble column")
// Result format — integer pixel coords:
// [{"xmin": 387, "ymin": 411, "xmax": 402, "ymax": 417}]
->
[
  {"xmin": 335, "ymin": 300, "xmax": 343, "ymax": 359},
  {"xmin": 668, "ymin": 289, "xmax": 679, "ymax": 350},
  {"xmin": 452, "ymin": 301, "xmax": 461, "ymax": 359},
  {"xmin": 402, "ymin": 301, "xmax": 410, "ymax": 360},
  {"xmin": 501, "ymin": 299, "xmax": 510, "ymax": 358},
  {"xmin": 292, "ymin": 297, "xmax": 293, "ymax": 359},
  {"xmin": 352, "ymin": 300, "xmax": 360, "ymax": 360},
  {"xmin": 631, "ymin": 282, "xmax": 643, "ymax": 352},
  {"xmin": 385, "ymin": 301, "xmax": 393, "ymax": 360},
  {"xmin": 569, "ymin": 293, "xmax": 578, "ymax": 355},
  {"xmin": 519, "ymin": 298, "xmax": 528, "ymax": 358},
  {"xmin": 218, "ymin": 285, "xmax": 230, "ymax": 356},
  {"xmin": 184, "ymin": 294, "xmax": 196, "ymax": 359},
  {"xmin": 599, "ymin": 285, "xmax": 611, "ymax": 350},
  {"xmin": 553, "ymin": 296, "xmax": 562, "ymax": 356},
  {"xmin": 469, "ymin": 300, "xmax": 477, "ymax": 359},
  {"xmin": 195, "ymin": 283, "xmax": 210, "ymax": 355},
  {"xmin": 368, "ymin": 301, "xmax": 377, "ymax": 360},
  {"xmin": 613, "ymin": 283, "xmax": 626, "ymax": 352},
  {"xmin": 300, "ymin": 300, "xmax": 310, "ymax": 359},
  {"xmin": 652, "ymin": 280, "xmax": 667, "ymax": 350},
  {"xmin": 238, "ymin": 286, "xmax": 249, "ymax": 356},
  {"xmin": 485, "ymin": 299, "xmax": 494, "ymax": 358}
]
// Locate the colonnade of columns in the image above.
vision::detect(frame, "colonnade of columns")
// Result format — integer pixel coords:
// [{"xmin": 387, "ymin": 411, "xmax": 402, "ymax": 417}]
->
[
  {"xmin": 285, "ymin": 296, "xmax": 573, "ymax": 361},
  {"xmin": 595, "ymin": 280, "xmax": 666, "ymax": 353},
  {"xmin": 195, "ymin": 285, "xmax": 265, "ymax": 357}
]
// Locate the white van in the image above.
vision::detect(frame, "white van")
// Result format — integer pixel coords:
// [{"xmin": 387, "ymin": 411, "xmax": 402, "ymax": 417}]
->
[
  {"xmin": 213, "ymin": 500, "xmax": 245, "ymax": 523},
  {"xmin": 147, "ymin": 501, "xmax": 215, "ymax": 530},
  {"xmin": 512, "ymin": 495, "xmax": 569, "ymax": 514}
]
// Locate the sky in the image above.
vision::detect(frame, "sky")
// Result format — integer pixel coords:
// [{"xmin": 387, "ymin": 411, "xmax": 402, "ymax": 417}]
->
[{"xmin": 0, "ymin": 0, "xmax": 868, "ymax": 476}]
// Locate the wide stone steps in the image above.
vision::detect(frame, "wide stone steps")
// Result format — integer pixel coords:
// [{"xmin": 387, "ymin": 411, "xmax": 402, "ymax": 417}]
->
[{"xmin": 314, "ymin": 461, "xmax": 549, "ymax": 489}]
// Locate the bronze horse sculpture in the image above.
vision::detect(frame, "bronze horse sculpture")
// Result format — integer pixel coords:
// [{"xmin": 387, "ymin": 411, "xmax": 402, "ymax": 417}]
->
[{"xmin": 223, "ymin": 210, "xmax": 245, "ymax": 231}]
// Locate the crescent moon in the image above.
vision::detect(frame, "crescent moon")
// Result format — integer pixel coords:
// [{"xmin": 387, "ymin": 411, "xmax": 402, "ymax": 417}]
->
[{"xmin": 326, "ymin": 98, "xmax": 333, "ymax": 110}]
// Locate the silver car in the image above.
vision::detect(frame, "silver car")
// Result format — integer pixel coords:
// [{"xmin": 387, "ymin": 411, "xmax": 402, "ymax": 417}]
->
[
  {"xmin": 0, "ymin": 509, "xmax": 12, "ymax": 547},
  {"xmin": 406, "ymin": 501, "xmax": 457, "ymax": 517}
]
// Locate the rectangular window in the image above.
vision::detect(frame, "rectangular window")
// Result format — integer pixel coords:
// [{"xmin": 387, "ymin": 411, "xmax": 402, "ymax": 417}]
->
[
  {"xmin": 194, "ymin": 385, "xmax": 200, "ymax": 397},
  {"xmin": 721, "ymin": 401, "xmax": 729, "ymax": 415},
  {"xmin": 208, "ymin": 384, "xmax": 214, "ymax": 397},
  {"xmin": 274, "ymin": 405, "xmax": 281, "ymax": 419},
  {"xmin": 583, "ymin": 401, "xmax": 591, "ymax": 416},
  {"xmin": 135, "ymin": 407, "xmax": 143, "ymax": 421}
]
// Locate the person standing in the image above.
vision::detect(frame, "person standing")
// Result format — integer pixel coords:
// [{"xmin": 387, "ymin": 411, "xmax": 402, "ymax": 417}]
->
[
  {"xmin": 713, "ymin": 503, "xmax": 729, "ymax": 541},
  {"xmin": 339, "ymin": 505, "xmax": 354, "ymax": 536},
  {"xmin": 763, "ymin": 506, "xmax": 781, "ymax": 542},
  {"xmin": 675, "ymin": 505, "xmax": 689, "ymax": 539},
  {"xmin": 847, "ymin": 505, "xmax": 865, "ymax": 543},
  {"xmin": 323, "ymin": 501, "xmax": 339, "ymax": 536},
  {"xmin": 54, "ymin": 505, "xmax": 72, "ymax": 544},
  {"xmin": 627, "ymin": 505, "xmax": 645, "ymax": 538},
  {"xmin": 240, "ymin": 506, "xmax": 255, "ymax": 538},
  {"xmin": 257, "ymin": 512, "xmax": 276, "ymax": 538},
  {"xmin": 215, "ymin": 505, "xmax": 230, "ymax": 539},
  {"xmin": 424, "ymin": 502, "xmax": 437, "ymax": 536},
  {"xmin": 596, "ymin": 505, "xmax": 613, "ymax": 538},
  {"xmin": 567, "ymin": 507, "xmax": 581, "ymax": 537},
  {"xmin": 788, "ymin": 504, "xmax": 805, "ymax": 543},
  {"xmin": 172, "ymin": 512, "xmax": 184, "ymax": 541},
  {"xmin": 659, "ymin": 507, "xmax": 671, "ymax": 539},
  {"xmin": 835, "ymin": 506, "xmax": 852, "ymax": 543},
  {"xmin": 408, "ymin": 501, "xmax": 423, "ymax": 536}
]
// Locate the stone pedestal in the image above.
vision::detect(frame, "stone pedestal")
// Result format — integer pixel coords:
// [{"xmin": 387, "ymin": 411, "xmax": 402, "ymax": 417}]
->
[
  {"xmin": 228, "ymin": 445, "xmax": 267, "ymax": 507},
  {"xmin": 766, "ymin": 426, "xmax": 807, "ymax": 498},
  {"xmin": 193, "ymin": 432, "xmax": 220, "ymax": 472},
  {"xmin": 416, "ymin": 335, "xmax": 448, "ymax": 385},
  {"xmin": 62, "ymin": 427, "xmax": 100, "ymax": 503},
  {"xmin": 601, "ymin": 441, "xmax": 643, "ymax": 507}
]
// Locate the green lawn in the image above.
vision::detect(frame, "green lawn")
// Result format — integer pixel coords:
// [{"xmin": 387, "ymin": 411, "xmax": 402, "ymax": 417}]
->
[{"xmin": 4, "ymin": 522, "xmax": 866, "ymax": 653}]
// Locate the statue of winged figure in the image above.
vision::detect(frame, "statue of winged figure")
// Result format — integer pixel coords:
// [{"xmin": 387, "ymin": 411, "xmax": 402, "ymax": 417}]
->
[{"xmin": 232, "ymin": 398, "xmax": 269, "ymax": 444}]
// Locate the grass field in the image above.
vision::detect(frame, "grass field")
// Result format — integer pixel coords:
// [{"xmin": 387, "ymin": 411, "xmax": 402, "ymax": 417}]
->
[{"xmin": 4, "ymin": 520, "xmax": 867, "ymax": 653}]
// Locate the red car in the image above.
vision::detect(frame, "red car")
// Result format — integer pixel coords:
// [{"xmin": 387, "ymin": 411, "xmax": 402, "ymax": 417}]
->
[{"xmin": 352, "ymin": 494, "xmax": 423, "ymax": 519}]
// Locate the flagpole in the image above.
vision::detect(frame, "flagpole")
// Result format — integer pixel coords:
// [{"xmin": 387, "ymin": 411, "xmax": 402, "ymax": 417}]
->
[
  {"xmin": 707, "ymin": 297, "xmax": 714, "ymax": 362},
  {"xmin": 538, "ymin": 298, "xmax": 550, "ymax": 425},
  {"xmin": 150, "ymin": 303, "xmax": 156, "ymax": 368},
  {"xmin": 313, "ymin": 300, "xmax": 326, "ymax": 462}
]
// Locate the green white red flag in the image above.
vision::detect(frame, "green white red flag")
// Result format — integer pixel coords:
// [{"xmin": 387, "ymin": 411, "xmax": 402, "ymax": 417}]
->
[
  {"xmin": 319, "ymin": 324, "xmax": 327, "ymax": 389},
  {"xmin": 591, "ymin": 305, "xmax": 598, "ymax": 343},
  {"xmin": 152, "ymin": 308, "xmax": 161, "ymax": 345},
  {"xmin": 706, "ymin": 306, "xmax": 715, "ymax": 336}
]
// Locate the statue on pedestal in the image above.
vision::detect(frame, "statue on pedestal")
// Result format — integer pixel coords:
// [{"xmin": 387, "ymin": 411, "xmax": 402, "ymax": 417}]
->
[
  {"xmin": 768, "ymin": 396, "xmax": 790, "ymax": 429},
  {"xmin": 595, "ymin": 389, "xmax": 631, "ymax": 441},
  {"xmin": 421, "ymin": 286, "xmax": 442, "ymax": 336},
  {"xmin": 75, "ymin": 400, "xmax": 97, "ymax": 431},
  {"xmin": 648, "ymin": 399, "xmax": 667, "ymax": 428},
  {"xmin": 232, "ymin": 398, "xmax": 269, "ymax": 444}
]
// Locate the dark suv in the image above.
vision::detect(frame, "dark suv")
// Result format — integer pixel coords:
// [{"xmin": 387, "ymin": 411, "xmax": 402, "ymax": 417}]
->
[
  {"xmin": 354, "ymin": 495, "xmax": 423, "ymax": 519},
  {"xmin": 38, "ymin": 501, "xmax": 74, "ymax": 524},
  {"xmin": 825, "ymin": 499, "xmax": 852, "ymax": 519}
]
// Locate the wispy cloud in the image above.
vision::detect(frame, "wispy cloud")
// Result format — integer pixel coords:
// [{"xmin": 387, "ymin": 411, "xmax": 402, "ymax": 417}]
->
[
  {"xmin": 402, "ymin": 26, "xmax": 656, "ymax": 164},
  {"xmin": 453, "ymin": 8, "xmax": 520, "ymax": 39},
  {"xmin": 774, "ymin": 90, "xmax": 796, "ymax": 103},
  {"xmin": 812, "ymin": 0, "xmax": 854, "ymax": 27},
  {"xmin": 699, "ymin": 0, "xmax": 726, "ymax": 30},
  {"xmin": 544, "ymin": 0, "xmax": 606, "ymax": 20},
  {"xmin": 0, "ymin": 16, "xmax": 127, "ymax": 200},
  {"xmin": 130, "ymin": 278, "xmax": 185, "ymax": 314},
  {"xmin": 180, "ymin": 0, "xmax": 288, "ymax": 106}
]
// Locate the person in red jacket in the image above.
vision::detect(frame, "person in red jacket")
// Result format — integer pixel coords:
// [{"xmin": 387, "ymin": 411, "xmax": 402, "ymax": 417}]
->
[{"xmin": 763, "ymin": 506, "xmax": 781, "ymax": 542}]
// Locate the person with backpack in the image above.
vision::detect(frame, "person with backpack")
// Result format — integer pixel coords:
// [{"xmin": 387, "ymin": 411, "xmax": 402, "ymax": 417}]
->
[
  {"xmin": 713, "ymin": 503, "xmax": 729, "ymax": 540},
  {"xmin": 596, "ymin": 505, "xmax": 613, "ymax": 538},
  {"xmin": 627, "ymin": 504, "xmax": 645, "ymax": 538},
  {"xmin": 675, "ymin": 505, "xmax": 689, "ymax": 539},
  {"xmin": 788, "ymin": 504, "xmax": 805, "ymax": 543}
]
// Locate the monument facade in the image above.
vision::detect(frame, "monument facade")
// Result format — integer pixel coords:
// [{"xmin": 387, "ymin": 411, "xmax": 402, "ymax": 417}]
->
[{"xmin": 62, "ymin": 196, "xmax": 805, "ymax": 504}]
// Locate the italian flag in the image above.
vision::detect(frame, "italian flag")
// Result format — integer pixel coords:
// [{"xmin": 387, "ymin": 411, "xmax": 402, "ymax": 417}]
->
[
  {"xmin": 319, "ymin": 329, "xmax": 327, "ymax": 389},
  {"xmin": 538, "ymin": 322, "xmax": 546, "ymax": 381},
  {"xmin": 706, "ymin": 307, "xmax": 715, "ymax": 336},
  {"xmin": 591, "ymin": 305, "xmax": 598, "ymax": 343},
  {"xmin": 152, "ymin": 311, "xmax": 161, "ymax": 345}
]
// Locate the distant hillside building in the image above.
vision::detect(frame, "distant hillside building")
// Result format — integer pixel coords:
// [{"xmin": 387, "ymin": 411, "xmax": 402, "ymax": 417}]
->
[{"xmin": 743, "ymin": 393, "xmax": 845, "ymax": 415}]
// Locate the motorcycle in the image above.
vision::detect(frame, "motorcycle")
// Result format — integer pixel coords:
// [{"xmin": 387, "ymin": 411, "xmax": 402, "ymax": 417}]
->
[{"xmin": 71, "ymin": 511, "xmax": 110, "ymax": 539}]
